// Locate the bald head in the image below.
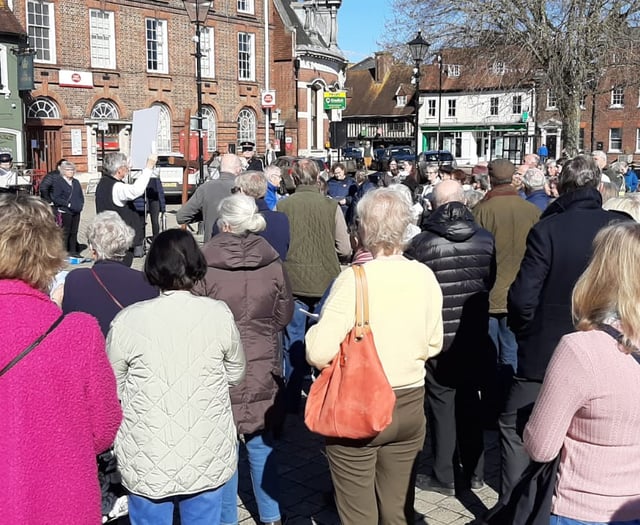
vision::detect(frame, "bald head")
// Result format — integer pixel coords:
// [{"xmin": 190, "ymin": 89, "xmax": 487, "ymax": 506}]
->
[
  {"xmin": 433, "ymin": 180, "xmax": 465, "ymax": 209},
  {"xmin": 220, "ymin": 153, "xmax": 243, "ymax": 176}
]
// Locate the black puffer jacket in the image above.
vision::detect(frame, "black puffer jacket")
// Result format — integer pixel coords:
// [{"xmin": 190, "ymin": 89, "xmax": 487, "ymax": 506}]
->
[{"xmin": 405, "ymin": 202, "xmax": 496, "ymax": 356}]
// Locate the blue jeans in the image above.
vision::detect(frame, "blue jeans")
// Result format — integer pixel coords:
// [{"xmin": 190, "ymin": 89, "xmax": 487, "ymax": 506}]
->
[
  {"xmin": 550, "ymin": 515, "xmax": 640, "ymax": 525},
  {"xmin": 128, "ymin": 488, "xmax": 223, "ymax": 525},
  {"xmin": 220, "ymin": 432, "xmax": 281, "ymax": 525},
  {"xmin": 489, "ymin": 314, "xmax": 518, "ymax": 373},
  {"xmin": 283, "ymin": 298, "xmax": 315, "ymax": 413}
]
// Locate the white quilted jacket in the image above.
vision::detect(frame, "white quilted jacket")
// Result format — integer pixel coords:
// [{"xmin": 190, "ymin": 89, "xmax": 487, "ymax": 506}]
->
[{"xmin": 106, "ymin": 291, "xmax": 245, "ymax": 498}]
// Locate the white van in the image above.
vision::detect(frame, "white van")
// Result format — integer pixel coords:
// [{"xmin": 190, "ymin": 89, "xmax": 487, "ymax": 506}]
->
[{"xmin": 156, "ymin": 153, "xmax": 198, "ymax": 196}]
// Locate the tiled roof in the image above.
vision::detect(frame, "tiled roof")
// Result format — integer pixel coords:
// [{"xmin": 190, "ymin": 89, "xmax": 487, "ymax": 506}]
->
[
  {"xmin": 0, "ymin": 0, "xmax": 26, "ymax": 37},
  {"xmin": 343, "ymin": 60, "xmax": 415, "ymax": 118}
]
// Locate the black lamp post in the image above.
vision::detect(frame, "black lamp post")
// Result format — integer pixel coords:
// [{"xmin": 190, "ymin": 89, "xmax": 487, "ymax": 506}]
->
[
  {"xmin": 183, "ymin": 0, "xmax": 212, "ymax": 185},
  {"xmin": 407, "ymin": 31, "xmax": 430, "ymax": 160}
]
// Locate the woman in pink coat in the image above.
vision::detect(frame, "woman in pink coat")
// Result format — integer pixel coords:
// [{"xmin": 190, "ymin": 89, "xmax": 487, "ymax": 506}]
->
[{"xmin": 0, "ymin": 194, "xmax": 122, "ymax": 524}]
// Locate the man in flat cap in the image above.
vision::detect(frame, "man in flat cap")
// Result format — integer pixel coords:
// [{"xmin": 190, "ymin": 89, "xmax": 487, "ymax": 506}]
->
[
  {"xmin": 241, "ymin": 141, "xmax": 264, "ymax": 172},
  {"xmin": 0, "ymin": 152, "xmax": 17, "ymax": 191},
  {"xmin": 472, "ymin": 158, "xmax": 540, "ymax": 433}
]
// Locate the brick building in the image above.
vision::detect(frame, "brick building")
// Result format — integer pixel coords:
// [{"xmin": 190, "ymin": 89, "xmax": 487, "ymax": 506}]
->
[{"xmin": 8, "ymin": 0, "xmax": 346, "ymax": 174}]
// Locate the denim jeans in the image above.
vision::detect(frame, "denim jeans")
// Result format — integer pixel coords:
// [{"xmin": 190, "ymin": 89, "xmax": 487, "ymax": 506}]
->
[
  {"xmin": 128, "ymin": 488, "xmax": 223, "ymax": 525},
  {"xmin": 489, "ymin": 314, "xmax": 518, "ymax": 373},
  {"xmin": 221, "ymin": 432, "xmax": 281, "ymax": 525},
  {"xmin": 283, "ymin": 297, "xmax": 315, "ymax": 413},
  {"xmin": 550, "ymin": 515, "xmax": 640, "ymax": 525}
]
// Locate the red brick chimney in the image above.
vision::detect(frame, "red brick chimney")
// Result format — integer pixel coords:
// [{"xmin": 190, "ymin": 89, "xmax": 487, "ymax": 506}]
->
[{"xmin": 374, "ymin": 52, "xmax": 393, "ymax": 83}]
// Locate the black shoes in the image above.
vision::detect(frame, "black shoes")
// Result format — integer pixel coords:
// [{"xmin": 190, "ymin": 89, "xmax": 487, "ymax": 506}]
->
[
  {"xmin": 416, "ymin": 475, "xmax": 456, "ymax": 496},
  {"xmin": 470, "ymin": 476, "xmax": 485, "ymax": 490}
]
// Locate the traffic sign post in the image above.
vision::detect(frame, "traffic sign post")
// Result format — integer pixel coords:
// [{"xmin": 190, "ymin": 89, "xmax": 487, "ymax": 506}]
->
[{"xmin": 323, "ymin": 91, "xmax": 346, "ymax": 110}]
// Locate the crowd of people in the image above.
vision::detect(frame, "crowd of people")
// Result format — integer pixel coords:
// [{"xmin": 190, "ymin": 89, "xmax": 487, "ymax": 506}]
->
[{"xmin": 3, "ymin": 144, "xmax": 640, "ymax": 525}]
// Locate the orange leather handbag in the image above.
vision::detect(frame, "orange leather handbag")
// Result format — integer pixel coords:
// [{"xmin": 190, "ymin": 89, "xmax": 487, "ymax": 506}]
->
[{"xmin": 304, "ymin": 264, "xmax": 396, "ymax": 439}]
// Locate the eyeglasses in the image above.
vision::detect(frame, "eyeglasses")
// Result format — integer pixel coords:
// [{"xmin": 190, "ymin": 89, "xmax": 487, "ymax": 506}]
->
[{"xmin": 231, "ymin": 187, "xmax": 241, "ymax": 194}]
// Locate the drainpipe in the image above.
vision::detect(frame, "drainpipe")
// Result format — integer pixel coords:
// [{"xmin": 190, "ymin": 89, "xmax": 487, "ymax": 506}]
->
[{"xmin": 264, "ymin": 0, "xmax": 270, "ymax": 149}]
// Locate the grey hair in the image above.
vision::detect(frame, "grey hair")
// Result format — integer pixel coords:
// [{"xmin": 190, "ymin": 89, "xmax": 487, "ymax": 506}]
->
[
  {"xmin": 59, "ymin": 161, "xmax": 76, "ymax": 173},
  {"xmin": 217, "ymin": 194, "xmax": 266, "ymax": 234},
  {"xmin": 102, "ymin": 152, "xmax": 129, "ymax": 177},
  {"xmin": 235, "ymin": 171, "xmax": 268, "ymax": 198},
  {"xmin": 357, "ymin": 188, "xmax": 412, "ymax": 256},
  {"xmin": 263, "ymin": 164, "xmax": 281, "ymax": 180},
  {"xmin": 558, "ymin": 154, "xmax": 601, "ymax": 194},
  {"xmin": 603, "ymin": 197, "xmax": 640, "ymax": 222},
  {"xmin": 87, "ymin": 211, "xmax": 135, "ymax": 261},
  {"xmin": 293, "ymin": 159, "xmax": 319, "ymax": 186}
]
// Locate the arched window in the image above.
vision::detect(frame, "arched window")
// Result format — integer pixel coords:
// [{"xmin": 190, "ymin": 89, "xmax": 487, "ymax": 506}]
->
[
  {"xmin": 201, "ymin": 106, "xmax": 217, "ymax": 152},
  {"xmin": 237, "ymin": 107, "xmax": 256, "ymax": 146},
  {"xmin": 27, "ymin": 97, "xmax": 60, "ymax": 119},
  {"xmin": 153, "ymin": 103, "xmax": 172, "ymax": 153},
  {"xmin": 91, "ymin": 99, "xmax": 119, "ymax": 120}
]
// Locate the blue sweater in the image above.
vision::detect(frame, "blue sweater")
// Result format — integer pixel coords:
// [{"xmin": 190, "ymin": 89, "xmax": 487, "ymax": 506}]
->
[{"xmin": 51, "ymin": 176, "xmax": 84, "ymax": 214}]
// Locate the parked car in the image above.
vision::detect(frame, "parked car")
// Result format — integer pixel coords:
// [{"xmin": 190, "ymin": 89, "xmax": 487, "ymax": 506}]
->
[
  {"xmin": 341, "ymin": 147, "xmax": 363, "ymax": 160},
  {"xmin": 274, "ymin": 156, "xmax": 328, "ymax": 193},
  {"xmin": 417, "ymin": 150, "xmax": 457, "ymax": 168},
  {"xmin": 378, "ymin": 146, "xmax": 415, "ymax": 169},
  {"xmin": 156, "ymin": 153, "xmax": 198, "ymax": 197}
]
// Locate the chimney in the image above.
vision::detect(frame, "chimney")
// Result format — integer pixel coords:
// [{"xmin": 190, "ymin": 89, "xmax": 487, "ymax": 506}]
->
[{"xmin": 374, "ymin": 52, "xmax": 392, "ymax": 83}]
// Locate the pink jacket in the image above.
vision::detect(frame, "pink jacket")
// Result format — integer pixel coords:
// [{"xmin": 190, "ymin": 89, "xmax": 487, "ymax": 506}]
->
[{"xmin": 0, "ymin": 279, "xmax": 122, "ymax": 524}]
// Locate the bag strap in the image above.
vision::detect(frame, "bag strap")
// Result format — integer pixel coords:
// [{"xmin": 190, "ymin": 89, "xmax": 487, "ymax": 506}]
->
[
  {"xmin": 597, "ymin": 323, "xmax": 640, "ymax": 364},
  {"xmin": 91, "ymin": 268, "xmax": 125, "ymax": 310},
  {"xmin": 0, "ymin": 314, "xmax": 65, "ymax": 377},
  {"xmin": 352, "ymin": 265, "xmax": 370, "ymax": 340}
]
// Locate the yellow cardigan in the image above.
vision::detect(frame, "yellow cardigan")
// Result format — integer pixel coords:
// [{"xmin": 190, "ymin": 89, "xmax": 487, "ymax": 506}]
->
[{"xmin": 306, "ymin": 258, "xmax": 443, "ymax": 389}]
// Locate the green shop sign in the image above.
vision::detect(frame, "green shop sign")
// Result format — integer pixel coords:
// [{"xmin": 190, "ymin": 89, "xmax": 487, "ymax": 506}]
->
[{"xmin": 323, "ymin": 91, "xmax": 346, "ymax": 110}]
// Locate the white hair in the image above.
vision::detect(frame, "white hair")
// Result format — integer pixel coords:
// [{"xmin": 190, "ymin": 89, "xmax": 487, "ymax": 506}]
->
[
  {"xmin": 87, "ymin": 211, "xmax": 135, "ymax": 261},
  {"xmin": 217, "ymin": 194, "xmax": 266, "ymax": 234}
]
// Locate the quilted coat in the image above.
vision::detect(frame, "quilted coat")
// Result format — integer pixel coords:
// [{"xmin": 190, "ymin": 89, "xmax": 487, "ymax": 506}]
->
[
  {"xmin": 106, "ymin": 291, "xmax": 246, "ymax": 498},
  {"xmin": 0, "ymin": 279, "xmax": 121, "ymax": 525},
  {"xmin": 195, "ymin": 232, "xmax": 294, "ymax": 435}
]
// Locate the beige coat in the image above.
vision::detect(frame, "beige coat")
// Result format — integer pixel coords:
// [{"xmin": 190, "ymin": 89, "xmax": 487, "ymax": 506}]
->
[{"xmin": 107, "ymin": 291, "xmax": 245, "ymax": 498}]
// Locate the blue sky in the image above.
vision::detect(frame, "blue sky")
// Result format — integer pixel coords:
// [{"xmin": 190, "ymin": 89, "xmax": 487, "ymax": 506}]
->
[{"xmin": 338, "ymin": 0, "xmax": 389, "ymax": 63}]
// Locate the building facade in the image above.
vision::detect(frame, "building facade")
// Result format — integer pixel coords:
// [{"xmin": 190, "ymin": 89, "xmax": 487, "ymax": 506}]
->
[{"xmin": 7, "ymin": 0, "xmax": 345, "ymax": 174}]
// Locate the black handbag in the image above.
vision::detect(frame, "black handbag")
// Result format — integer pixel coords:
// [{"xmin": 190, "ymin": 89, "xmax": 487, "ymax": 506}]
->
[{"xmin": 484, "ymin": 455, "xmax": 560, "ymax": 525}]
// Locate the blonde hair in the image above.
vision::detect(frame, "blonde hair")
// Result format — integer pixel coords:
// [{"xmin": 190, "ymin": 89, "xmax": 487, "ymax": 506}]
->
[
  {"xmin": 603, "ymin": 197, "xmax": 640, "ymax": 222},
  {"xmin": 234, "ymin": 171, "xmax": 268, "ymax": 198},
  {"xmin": 217, "ymin": 194, "xmax": 266, "ymax": 234},
  {"xmin": 0, "ymin": 194, "xmax": 65, "ymax": 291},
  {"xmin": 572, "ymin": 221, "xmax": 640, "ymax": 352},
  {"xmin": 357, "ymin": 188, "xmax": 412, "ymax": 256}
]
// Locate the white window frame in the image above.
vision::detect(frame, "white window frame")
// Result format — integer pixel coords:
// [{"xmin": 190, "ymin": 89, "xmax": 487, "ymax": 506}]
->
[
  {"xmin": 611, "ymin": 86, "xmax": 624, "ymax": 107},
  {"xmin": 27, "ymin": 97, "xmax": 60, "ymax": 119},
  {"xmin": 238, "ymin": 32, "xmax": 255, "ymax": 81},
  {"xmin": 512, "ymin": 95, "xmax": 522, "ymax": 114},
  {"xmin": 89, "ymin": 10, "xmax": 116, "ymax": 69},
  {"xmin": 0, "ymin": 45, "xmax": 8, "ymax": 95},
  {"xmin": 237, "ymin": 0, "xmax": 255, "ymax": 14},
  {"xmin": 237, "ymin": 108, "xmax": 257, "ymax": 145},
  {"xmin": 396, "ymin": 95, "xmax": 407, "ymax": 108},
  {"xmin": 447, "ymin": 99, "xmax": 456, "ymax": 117},
  {"xmin": 153, "ymin": 103, "xmax": 172, "ymax": 153},
  {"xmin": 146, "ymin": 19, "xmax": 168, "ymax": 74},
  {"xmin": 201, "ymin": 26, "xmax": 215, "ymax": 79},
  {"xmin": 201, "ymin": 106, "xmax": 217, "ymax": 152},
  {"xmin": 609, "ymin": 128, "xmax": 622, "ymax": 152},
  {"xmin": 27, "ymin": 0, "xmax": 56, "ymax": 64},
  {"xmin": 636, "ymin": 129, "xmax": 640, "ymax": 153},
  {"xmin": 546, "ymin": 90, "xmax": 557, "ymax": 109},
  {"xmin": 490, "ymin": 96, "xmax": 499, "ymax": 116},
  {"xmin": 427, "ymin": 99, "xmax": 436, "ymax": 117}
]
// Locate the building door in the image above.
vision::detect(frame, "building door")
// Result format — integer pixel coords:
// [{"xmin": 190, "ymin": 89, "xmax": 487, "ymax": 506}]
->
[{"xmin": 26, "ymin": 126, "xmax": 62, "ymax": 173}]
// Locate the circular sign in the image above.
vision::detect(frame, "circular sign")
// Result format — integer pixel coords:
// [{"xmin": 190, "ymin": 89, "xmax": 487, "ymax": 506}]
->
[
  {"xmin": 263, "ymin": 93, "xmax": 273, "ymax": 104},
  {"xmin": 71, "ymin": 73, "xmax": 81, "ymax": 83}
]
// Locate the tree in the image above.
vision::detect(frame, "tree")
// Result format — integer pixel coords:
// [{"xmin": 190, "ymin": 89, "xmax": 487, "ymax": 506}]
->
[{"xmin": 382, "ymin": 0, "xmax": 640, "ymax": 156}]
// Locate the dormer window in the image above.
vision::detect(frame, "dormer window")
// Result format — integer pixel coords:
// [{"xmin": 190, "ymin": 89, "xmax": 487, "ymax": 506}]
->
[
  {"xmin": 396, "ymin": 95, "xmax": 407, "ymax": 107},
  {"xmin": 491, "ymin": 61, "xmax": 506, "ymax": 75},
  {"xmin": 446, "ymin": 64, "xmax": 460, "ymax": 77}
]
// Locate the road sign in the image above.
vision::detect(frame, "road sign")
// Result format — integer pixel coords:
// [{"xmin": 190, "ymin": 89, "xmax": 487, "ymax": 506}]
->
[
  {"xmin": 261, "ymin": 90, "xmax": 276, "ymax": 108},
  {"xmin": 323, "ymin": 91, "xmax": 346, "ymax": 110}
]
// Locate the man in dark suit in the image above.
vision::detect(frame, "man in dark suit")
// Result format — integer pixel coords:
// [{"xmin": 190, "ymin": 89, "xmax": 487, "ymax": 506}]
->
[
  {"xmin": 500, "ymin": 155, "xmax": 630, "ymax": 501},
  {"xmin": 241, "ymin": 141, "xmax": 264, "ymax": 172}
]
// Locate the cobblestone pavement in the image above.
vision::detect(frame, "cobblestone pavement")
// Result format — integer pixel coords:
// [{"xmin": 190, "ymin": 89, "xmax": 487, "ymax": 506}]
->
[
  {"xmin": 232, "ymin": 405, "xmax": 499, "ymax": 525},
  {"xmin": 75, "ymin": 196, "xmax": 500, "ymax": 524}
]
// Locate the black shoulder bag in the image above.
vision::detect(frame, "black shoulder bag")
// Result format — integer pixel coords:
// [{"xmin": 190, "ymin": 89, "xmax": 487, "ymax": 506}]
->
[{"xmin": 0, "ymin": 314, "xmax": 65, "ymax": 377}]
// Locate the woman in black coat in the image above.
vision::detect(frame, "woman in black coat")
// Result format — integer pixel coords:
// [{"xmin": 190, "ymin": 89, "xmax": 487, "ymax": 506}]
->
[{"xmin": 50, "ymin": 161, "xmax": 84, "ymax": 256}]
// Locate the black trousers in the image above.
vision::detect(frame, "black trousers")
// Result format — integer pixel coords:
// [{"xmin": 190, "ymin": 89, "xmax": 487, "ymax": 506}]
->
[
  {"xmin": 498, "ymin": 377, "xmax": 542, "ymax": 500},
  {"xmin": 425, "ymin": 358, "xmax": 485, "ymax": 485},
  {"xmin": 60, "ymin": 211, "xmax": 80, "ymax": 254}
]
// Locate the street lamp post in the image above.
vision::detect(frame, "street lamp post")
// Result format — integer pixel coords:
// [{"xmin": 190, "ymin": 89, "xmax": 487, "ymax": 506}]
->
[
  {"xmin": 183, "ymin": 0, "xmax": 212, "ymax": 185},
  {"xmin": 407, "ymin": 31, "xmax": 430, "ymax": 161},
  {"xmin": 437, "ymin": 54, "xmax": 442, "ymax": 152}
]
